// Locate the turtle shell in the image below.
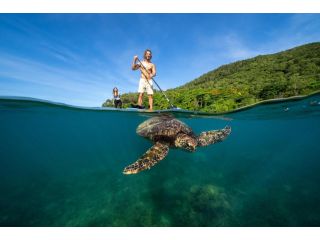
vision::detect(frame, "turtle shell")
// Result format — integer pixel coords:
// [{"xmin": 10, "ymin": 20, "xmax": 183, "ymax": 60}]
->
[{"xmin": 136, "ymin": 115, "xmax": 194, "ymax": 144}]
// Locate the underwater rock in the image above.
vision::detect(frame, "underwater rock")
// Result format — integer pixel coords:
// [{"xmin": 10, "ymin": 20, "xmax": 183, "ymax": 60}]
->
[
  {"xmin": 171, "ymin": 184, "xmax": 232, "ymax": 226},
  {"xmin": 189, "ymin": 184, "xmax": 231, "ymax": 214}
]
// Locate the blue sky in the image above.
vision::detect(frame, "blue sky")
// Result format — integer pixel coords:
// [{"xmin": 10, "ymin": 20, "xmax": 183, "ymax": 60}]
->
[{"xmin": 0, "ymin": 14, "xmax": 319, "ymax": 107}]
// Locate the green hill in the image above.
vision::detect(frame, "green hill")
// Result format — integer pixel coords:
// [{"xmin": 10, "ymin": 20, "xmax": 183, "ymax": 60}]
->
[{"xmin": 103, "ymin": 42, "xmax": 320, "ymax": 113}]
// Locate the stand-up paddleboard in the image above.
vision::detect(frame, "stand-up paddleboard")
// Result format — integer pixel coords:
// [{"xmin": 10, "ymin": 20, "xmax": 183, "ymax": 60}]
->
[
  {"xmin": 127, "ymin": 103, "xmax": 182, "ymax": 112},
  {"xmin": 130, "ymin": 104, "xmax": 146, "ymax": 109}
]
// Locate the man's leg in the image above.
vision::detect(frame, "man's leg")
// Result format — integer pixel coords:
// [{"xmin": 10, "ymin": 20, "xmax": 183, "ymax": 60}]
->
[
  {"xmin": 148, "ymin": 95, "xmax": 153, "ymax": 111},
  {"xmin": 138, "ymin": 93, "xmax": 143, "ymax": 106}
]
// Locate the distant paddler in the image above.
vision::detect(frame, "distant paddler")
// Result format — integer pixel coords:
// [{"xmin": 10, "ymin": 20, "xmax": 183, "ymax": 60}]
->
[{"xmin": 112, "ymin": 87, "xmax": 122, "ymax": 108}]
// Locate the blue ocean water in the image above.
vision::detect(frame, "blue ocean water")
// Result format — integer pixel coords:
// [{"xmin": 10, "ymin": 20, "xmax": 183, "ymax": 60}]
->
[{"xmin": 0, "ymin": 95, "xmax": 320, "ymax": 226}]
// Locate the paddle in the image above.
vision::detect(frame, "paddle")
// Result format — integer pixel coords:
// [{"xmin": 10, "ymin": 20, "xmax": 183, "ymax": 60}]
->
[{"xmin": 136, "ymin": 58, "xmax": 178, "ymax": 109}]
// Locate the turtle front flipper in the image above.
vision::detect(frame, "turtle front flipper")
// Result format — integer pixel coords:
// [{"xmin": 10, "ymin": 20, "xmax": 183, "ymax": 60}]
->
[
  {"xmin": 123, "ymin": 142, "xmax": 169, "ymax": 175},
  {"xmin": 197, "ymin": 126, "xmax": 231, "ymax": 147}
]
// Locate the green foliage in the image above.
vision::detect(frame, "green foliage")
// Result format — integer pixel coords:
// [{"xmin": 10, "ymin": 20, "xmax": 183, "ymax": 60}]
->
[{"xmin": 102, "ymin": 42, "xmax": 320, "ymax": 113}]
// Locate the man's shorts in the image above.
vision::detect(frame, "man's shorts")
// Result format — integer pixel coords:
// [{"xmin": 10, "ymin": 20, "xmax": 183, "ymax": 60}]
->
[{"xmin": 138, "ymin": 78, "xmax": 153, "ymax": 95}]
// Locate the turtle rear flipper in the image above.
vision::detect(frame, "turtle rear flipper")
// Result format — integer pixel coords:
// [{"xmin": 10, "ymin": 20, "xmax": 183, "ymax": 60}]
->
[
  {"xmin": 123, "ymin": 142, "xmax": 169, "ymax": 175},
  {"xmin": 197, "ymin": 126, "xmax": 231, "ymax": 147}
]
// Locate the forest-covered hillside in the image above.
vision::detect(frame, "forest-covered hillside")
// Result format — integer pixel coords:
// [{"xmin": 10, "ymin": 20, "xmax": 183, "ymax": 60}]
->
[{"xmin": 103, "ymin": 42, "xmax": 320, "ymax": 113}]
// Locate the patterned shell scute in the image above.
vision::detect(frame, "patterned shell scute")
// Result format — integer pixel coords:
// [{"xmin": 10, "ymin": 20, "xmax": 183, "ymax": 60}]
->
[{"xmin": 136, "ymin": 115, "xmax": 193, "ymax": 141}]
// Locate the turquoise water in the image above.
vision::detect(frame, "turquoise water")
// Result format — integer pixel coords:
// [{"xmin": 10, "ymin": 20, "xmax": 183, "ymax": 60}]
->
[{"xmin": 0, "ymin": 95, "xmax": 320, "ymax": 226}]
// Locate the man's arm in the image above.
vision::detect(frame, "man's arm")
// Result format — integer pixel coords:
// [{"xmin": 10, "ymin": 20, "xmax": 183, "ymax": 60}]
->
[{"xmin": 132, "ymin": 55, "xmax": 140, "ymax": 70}]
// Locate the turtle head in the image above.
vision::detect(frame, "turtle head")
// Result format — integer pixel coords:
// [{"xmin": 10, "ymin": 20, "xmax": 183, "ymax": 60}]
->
[{"xmin": 175, "ymin": 133, "xmax": 197, "ymax": 152}]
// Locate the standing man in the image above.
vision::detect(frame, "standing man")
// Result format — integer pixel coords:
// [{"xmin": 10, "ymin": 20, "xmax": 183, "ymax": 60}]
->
[{"xmin": 132, "ymin": 49, "xmax": 156, "ymax": 111}]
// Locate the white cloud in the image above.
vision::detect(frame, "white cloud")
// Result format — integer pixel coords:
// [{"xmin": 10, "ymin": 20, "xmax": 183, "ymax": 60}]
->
[
  {"xmin": 0, "ymin": 53, "xmax": 120, "ymax": 106},
  {"xmin": 220, "ymin": 34, "xmax": 259, "ymax": 60},
  {"xmin": 255, "ymin": 14, "xmax": 320, "ymax": 54}
]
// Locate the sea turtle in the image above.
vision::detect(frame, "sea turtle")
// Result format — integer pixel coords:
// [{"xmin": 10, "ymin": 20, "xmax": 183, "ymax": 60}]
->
[{"xmin": 123, "ymin": 115, "xmax": 231, "ymax": 175}]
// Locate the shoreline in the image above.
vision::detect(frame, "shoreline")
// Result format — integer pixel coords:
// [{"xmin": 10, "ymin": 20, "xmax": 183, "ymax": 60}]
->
[
  {"xmin": 1, "ymin": 90, "xmax": 320, "ymax": 116},
  {"xmin": 213, "ymin": 90, "xmax": 320, "ymax": 115}
]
